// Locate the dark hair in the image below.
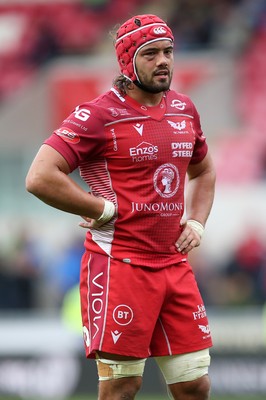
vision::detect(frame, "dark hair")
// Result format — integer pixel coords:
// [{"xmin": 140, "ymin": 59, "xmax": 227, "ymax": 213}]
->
[{"xmin": 112, "ymin": 74, "xmax": 134, "ymax": 95}]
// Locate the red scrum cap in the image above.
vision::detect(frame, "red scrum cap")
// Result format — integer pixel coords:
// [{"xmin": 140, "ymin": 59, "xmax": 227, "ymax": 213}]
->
[{"xmin": 115, "ymin": 14, "xmax": 174, "ymax": 82}]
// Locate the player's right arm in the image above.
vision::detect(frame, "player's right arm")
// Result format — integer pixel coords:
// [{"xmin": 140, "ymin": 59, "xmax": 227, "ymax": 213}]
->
[{"xmin": 25, "ymin": 144, "xmax": 106, "ymax": 223}]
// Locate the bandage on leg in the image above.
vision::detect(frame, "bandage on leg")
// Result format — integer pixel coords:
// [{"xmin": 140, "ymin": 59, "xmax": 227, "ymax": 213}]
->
[
  {"xmin": 96, "ymin": 358, "xmax": 146, "ymax": 381},
  {"xmin": 155, "ymin": 348, "xmax": 211, "ymax": 384}
]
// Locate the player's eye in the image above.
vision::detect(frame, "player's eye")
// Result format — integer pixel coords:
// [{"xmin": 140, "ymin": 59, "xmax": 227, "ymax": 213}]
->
[
  {"xmin": 165, "ymin": 48, "xmax": 173, "ymax": 55},
  {"xmin": 144, "ymin": 51, "xmax": 155, "ymax": 57}
]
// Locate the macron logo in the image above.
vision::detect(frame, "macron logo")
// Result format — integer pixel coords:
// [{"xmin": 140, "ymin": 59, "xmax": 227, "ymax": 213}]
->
[
  {"xmin": 111, "ymin": 330, "xmax": 122, "ymax": 344},
  {"xmin": 133, "ymin": 123, "xmax": 144, "ymax": 136}
]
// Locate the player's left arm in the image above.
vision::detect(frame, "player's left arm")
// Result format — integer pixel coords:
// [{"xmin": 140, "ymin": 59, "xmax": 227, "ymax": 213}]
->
[{"xmin": 175, "ymin": 152, "xmax": 216, "ymax": 254}]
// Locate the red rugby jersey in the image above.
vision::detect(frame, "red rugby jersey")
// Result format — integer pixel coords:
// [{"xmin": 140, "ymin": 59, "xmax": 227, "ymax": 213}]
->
[{"xmin": 44, "ymin": 88, "xmax": 208, "ymax": 268}]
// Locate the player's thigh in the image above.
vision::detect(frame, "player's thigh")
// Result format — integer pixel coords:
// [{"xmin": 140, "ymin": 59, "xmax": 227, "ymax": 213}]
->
[
  {"xmin": 96, "ymin": 352, "xmax": 145, "ymax": 398},
  {"xmin": 155, "ymin": 349, "xmax": 210, "ymax": 384},
  {"xmin": 155, "ymin": 349, "xmax": 211, "ymax": 399},
  {"xmin": 81, "ymin": 251, "xmax": 167, "ymax": 358},
  {"xmin": 150, "ymin": 262, "xmax": 212, "ymax": 356},
  {"xmin": 96, "ymin": 352, "xmax": 146, "ymax": 380}
]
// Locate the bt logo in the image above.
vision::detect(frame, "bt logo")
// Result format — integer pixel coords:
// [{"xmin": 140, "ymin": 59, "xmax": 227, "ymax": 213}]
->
[{"xmin": 113, "ymin": 304, "xmax": 134, "ymax": 326}]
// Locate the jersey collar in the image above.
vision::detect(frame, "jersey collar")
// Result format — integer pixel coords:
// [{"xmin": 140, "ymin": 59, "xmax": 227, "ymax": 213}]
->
[{"xmin": 124, "ymin": 93, "xmax": 166, "ymax": 121}]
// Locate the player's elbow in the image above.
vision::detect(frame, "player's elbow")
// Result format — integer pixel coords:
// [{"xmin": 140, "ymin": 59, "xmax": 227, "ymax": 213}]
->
[{"xmin": 25, "ymin": 169, "xmax": 48, "ymax": 197}]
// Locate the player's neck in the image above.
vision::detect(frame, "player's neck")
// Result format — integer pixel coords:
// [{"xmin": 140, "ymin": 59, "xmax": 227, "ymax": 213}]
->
[{"xmin": 127, "ymin": 85, "xmax": 164, "ymax": 107}]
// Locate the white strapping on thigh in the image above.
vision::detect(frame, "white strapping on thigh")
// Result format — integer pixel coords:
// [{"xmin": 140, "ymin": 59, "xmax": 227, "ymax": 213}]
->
[
  {"xmin": 155, "ymin": 348, "xmax": 211, "ymax": 384},
  {"xmin": 96, "ymin": 358, "xmax": 147, "ymax": 381}
]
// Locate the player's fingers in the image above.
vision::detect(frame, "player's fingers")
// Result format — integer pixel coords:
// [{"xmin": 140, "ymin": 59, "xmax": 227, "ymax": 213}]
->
[
  {"xmin": 175, "ymin": 228, "xmax": 189, "ymax": 248},
  {"xmin": 176, "ymin": 231, "xmax": 200, "ymax": 253},
  {"xmin": 179, "ymin": 238, "xmax": 201, "ymax": 254},
  {"xmin": 79, "ymin": 221, "xmax": 92, "ymax": 228},
  {"xmin": 79, "ymin": 216, "xmax": 94, "ymax": 229},
  {"xmin": 176, "ymin": 235, "xmax": 192, "ymax": 252}
]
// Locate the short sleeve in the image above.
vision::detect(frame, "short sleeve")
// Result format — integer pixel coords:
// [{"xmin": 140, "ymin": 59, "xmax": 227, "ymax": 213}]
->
[{"xmin": 44, "ymin": 103, "xmax": 105, "ymax": 172}]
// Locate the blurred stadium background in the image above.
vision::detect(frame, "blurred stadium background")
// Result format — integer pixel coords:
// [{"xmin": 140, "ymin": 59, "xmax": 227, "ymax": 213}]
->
[{"xmin": 1, "ymin": 0, "xmax": 266, "ymax": 399}]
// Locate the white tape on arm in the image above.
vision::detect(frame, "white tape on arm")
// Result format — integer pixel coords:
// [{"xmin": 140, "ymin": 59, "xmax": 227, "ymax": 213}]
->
[
  {"xmin": 187, "ymin": 219, "xmax": 205, "ymax": 238},
  {"xmin": 96, "ymin": 200, "xmax": 115, "ymax": 225}
]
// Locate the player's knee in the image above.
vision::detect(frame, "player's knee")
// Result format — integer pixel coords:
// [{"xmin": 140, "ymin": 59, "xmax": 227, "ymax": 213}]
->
[
  {"xmin": 169, "ymin": 374, "xmax": 211, "ymax": 400},
  {"xmin": 117, "ymin": 376, "xmax": 143, "ymax": 397},
  {"xmin": 98, "ymin": 376, "xmax": 142, "ymax": 400},
  {"xmin": 195, "ymin": 374, "xmax": 211, "ymax": 399}
]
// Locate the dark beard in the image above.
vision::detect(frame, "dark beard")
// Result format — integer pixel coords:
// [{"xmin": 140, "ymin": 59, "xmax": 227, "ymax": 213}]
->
[{"xmin": 133, "ymin": 79, "xmax": 170, "ymax": 94}]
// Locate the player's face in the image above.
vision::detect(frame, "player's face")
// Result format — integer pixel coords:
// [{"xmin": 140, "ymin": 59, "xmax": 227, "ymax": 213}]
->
[{"xmin": 135, "ymin": 40, "xmax": 174, "ymax": 93}]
